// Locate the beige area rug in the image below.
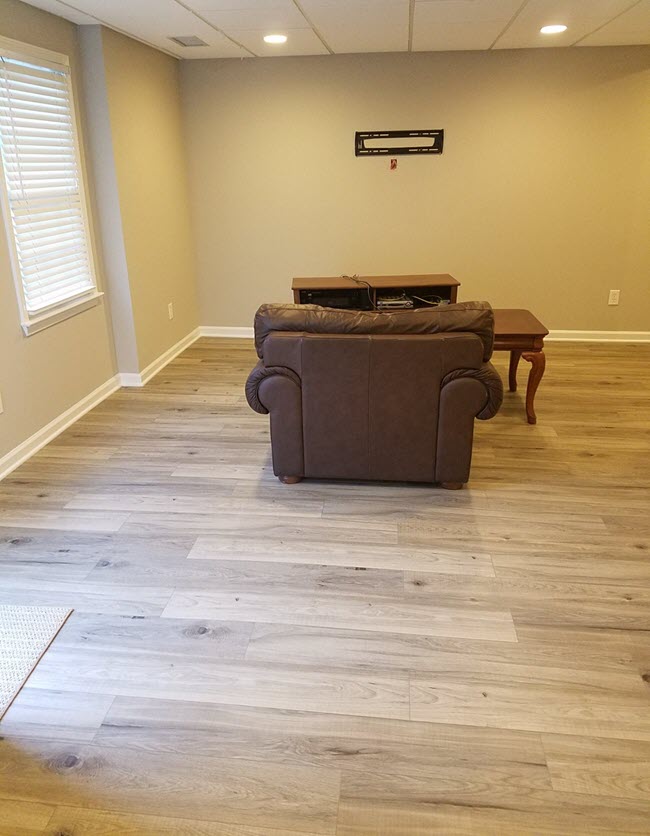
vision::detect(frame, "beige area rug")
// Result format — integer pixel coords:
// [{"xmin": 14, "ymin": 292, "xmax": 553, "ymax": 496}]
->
[{"xmin": 0, "ymin": 605, "xmax": 72, "ymax": 720}]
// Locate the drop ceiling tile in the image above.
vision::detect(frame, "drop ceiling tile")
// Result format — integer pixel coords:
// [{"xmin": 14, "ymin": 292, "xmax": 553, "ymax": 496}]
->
[
  {"xmin": 412, "ymin": 0, "xmax": 519, "ymax": 51},
  {"xmin": 185, "ymin": 0, "xmax": 299, "ymax": 10},
  {"xmin": 56, "ymin": 0, "xmax": 201, "ymax": 30},
  {"xmin": 183, "ymin": 0, "xmax": 294, "ymax": 8},
  {"xmin": 67, "ymin": 0, "xmax": 244, "ymax": 52},
  {"xmin": 578, "ymin": 0, "xmax": 650, "ymax": 45},
  {"xmin": 224, "ymin": 27, "xmax": 328, "ymax": 54},
  {"xmin": 17, "ymin": 0, "xmax": 97, "ymax": 24},
  {"xmin": 413, "ymin": 20, "xmax": 506, "ymax": 50},
  {"xmin": 494, "ymin": 0, "xmax": 638, "ymax": 49},
  {"xmin": 200, "ymin": 6, "xmax": 309, "ymax": 29},
  {"xmin": 414, "ymin": 0, "xmax": 525, "ymax": 25},
  {"xmin": 300, "ymin": 1, "xmax": 409, "ymax": 53}
]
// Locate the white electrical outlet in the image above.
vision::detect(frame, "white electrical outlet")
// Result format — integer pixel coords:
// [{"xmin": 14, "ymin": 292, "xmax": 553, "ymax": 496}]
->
[
  {"xmin": 168, "ymin": 302, "xmax": 174, "ymax": 320},
  {"xmin": 608, "ymin": 289, "xmax": 620, "ymax": 306}
]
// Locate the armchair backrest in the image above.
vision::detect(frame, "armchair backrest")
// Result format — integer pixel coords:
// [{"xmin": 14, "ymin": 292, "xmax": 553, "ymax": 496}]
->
[
  {"xmin": 253, "ymin": 301, "xmax": 495, "ymax": 482},
  {"xmin": 254, "ymin": 301, "xmax": 496, "ymax": 362}
]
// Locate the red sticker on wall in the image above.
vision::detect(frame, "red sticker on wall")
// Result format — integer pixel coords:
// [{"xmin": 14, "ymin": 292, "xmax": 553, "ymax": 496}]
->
[{"xmin": 390, "ymin": 159, "xmax": 397, "ymax": 170}]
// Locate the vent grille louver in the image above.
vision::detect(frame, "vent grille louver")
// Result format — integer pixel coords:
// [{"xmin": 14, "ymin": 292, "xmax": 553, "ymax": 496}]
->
[{"xmin": 169, "ymin": 36, "xmax": 208, "ymax": 47}]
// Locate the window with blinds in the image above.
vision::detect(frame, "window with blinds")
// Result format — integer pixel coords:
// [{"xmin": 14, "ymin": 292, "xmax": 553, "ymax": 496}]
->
[{"xmin": 0, "ymin": 42, "xmax": 97, "ymax": 326}]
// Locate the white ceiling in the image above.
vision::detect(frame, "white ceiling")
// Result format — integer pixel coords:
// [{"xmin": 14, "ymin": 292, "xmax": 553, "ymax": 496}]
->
[{"xmin": 19, "ymin": 0, "xmax": 650, "ymax": 58}]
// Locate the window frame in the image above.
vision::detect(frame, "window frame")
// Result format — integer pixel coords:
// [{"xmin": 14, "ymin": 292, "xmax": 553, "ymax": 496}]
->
[{"xmin": 0, "ymin": 35, "xmax": 103, "ymax": 336}]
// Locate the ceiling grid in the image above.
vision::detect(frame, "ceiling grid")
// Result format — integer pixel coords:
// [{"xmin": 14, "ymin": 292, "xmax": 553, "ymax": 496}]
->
[{"xmin": 17, "ymin": 0, "xmax": 650, "ymax": 58}]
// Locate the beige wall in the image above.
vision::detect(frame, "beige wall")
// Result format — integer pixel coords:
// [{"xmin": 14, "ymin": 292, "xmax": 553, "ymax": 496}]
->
[
  {"xmin": 1, "ymin": 8, "xmax": 199, "ymax": 465},
  {"xmin": 100, "ymin": 27, "xmax": 198, "ymax": 370},
  {"xmin": 181, "ymin": 47, "xmax": 650, "ymax": 332},
  {"xmin": 0, "ymin": 0, "xmax": 116, "ymax": 461}
]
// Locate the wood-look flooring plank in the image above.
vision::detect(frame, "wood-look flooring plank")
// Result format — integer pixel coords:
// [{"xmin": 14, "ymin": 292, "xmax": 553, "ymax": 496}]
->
[
  {"xmin": 86, "ymin": 555, "xmax": 406, "ymax": 595},
  {"xmin": 162, "ymin": 587, "xmax": 517, "ymax": 641},
  {"xmin": 491, "ymin": 551, "xmax": 650, "ymax": 584},
  {"xmin": 0, "ymin": 577, "xmax": 172, "ymax": 616},
  {"xmin": 109, "ymin": 446, "xmax": 271, "ymax": 467},
  {"xmin": 45, "ymin": 806, "xmax": 325, "ymax": 836},
  {"xmin": 188, "ymin": 535, "xmax": 495, "ymax": 576},
  {"xmin": 51, "ymin": 611, "xmax": 253, "ymax": 660},
  {"xmin": 482, "ymin": 483, "xmax": 650, "ymax": 517},
  {"xmin": 0, "ymin": 509, "xmax": 129, "ymax": 532},
  {"xmin": 0, "ymin": 737, "xmax": 341, "ymax": 835},
  {"xmin": 404, "ymin": 571, "xmax": 650, "ymax": 631},
  {"xmin": 323, "ymin": 498, "xmax": 605, "ymax": 530},
  {"xmin": 0, "ymin": 530, "xmax": 106, "ymax": 582},
  {"xmin": 51, "ymin": 476, "xmax": 237, "ymax": 497},
  {"xmin": 121, "ymin": 512, "xmax": 398, "ymax": 542},
  {"xmin": 542, "ymin": 733, "xmax": 650, "ymax": 801},
  {"xmin": 0, "ymin": 486, "xmax": 78, "ymax": 510},
  {"xmin": 245, "ymin": 622, "xmax": 638, "ymax": 676},
  {"xmin": 396, "ymin": 521, "xmax": 636, "ymax": 556},
  {"xmin": 0, "ymin": 799, "xmax": 55, "ymax": 836},
  {"xmin": 65, "ymin": 492, "xmax": 323, "ymax": 518},
  {"xmin": 409, "ymin": 669, "xmax": 650, "ymax": 740},
  {"xmin": 33, "ymin": 445, "xmax": 117, "ymax": 461},
  {"xmin": 0, "ymin": 689, "xmax": 114, "ymax": 742},
  {"xmin": 27, "ymin": 646, "xmax": 410, "ymax": 720},
  {"xmin": 172, "ymin": 463, "xmax": 274, "ymax": 481},
  {"xmin": 336, "ymin": 787, "xmax": 650, "ymax": 835},
  {"xmin": 95, "ymin": 695, "xmax": 547, "ymax": 777},
  {"xmin": 232, "ymin": 479, "xmax": 491, "ymax": 503}
]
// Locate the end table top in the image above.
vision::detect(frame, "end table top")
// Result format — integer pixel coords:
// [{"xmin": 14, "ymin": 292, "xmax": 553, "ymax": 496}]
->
[{"xmin": 493, "ymin": 308, "xmax": 549, "ymax": 338}]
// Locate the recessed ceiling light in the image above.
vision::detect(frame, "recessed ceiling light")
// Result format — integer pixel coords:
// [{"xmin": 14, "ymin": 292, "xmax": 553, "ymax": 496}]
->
[
  {"xmin": 264, "ymin": 34, "xmax": 288, "ymax": 44},
  {"xmin": 540, "ymin": 24, "xmax": 568, "ymax": 34}
]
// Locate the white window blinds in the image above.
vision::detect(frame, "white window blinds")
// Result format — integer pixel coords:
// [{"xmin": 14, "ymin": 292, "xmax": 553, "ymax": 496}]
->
[{"xmin": 0, "ymin": 50, "xmax": 96, "ymax": 317}]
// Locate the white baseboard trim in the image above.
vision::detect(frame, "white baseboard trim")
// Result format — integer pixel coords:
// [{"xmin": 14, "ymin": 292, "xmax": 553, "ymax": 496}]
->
[
  {"xmin": 117, "ymin": 372, "xmax": 144, "ymax": 387},
  {"xmin": 119, "ymin": 327, "xmax": 201, "ymax": 387},
  {"xmin": 547, "ymin": 330, "xmax": 650, "ymax": 342},
  {"xmin": 199, "ymin": 326, "xmax": 650, "ymax": 344},
  {"xmin": 0, "ymin": 375, "xmax": 120, "ymax": 482},
  {"xmin": 0, "ymin": 328, "xmax": 202, "ymax": 480},
  {"xmin": 199, "ymin": 326, "xmax": 254, "ymax": 339}
]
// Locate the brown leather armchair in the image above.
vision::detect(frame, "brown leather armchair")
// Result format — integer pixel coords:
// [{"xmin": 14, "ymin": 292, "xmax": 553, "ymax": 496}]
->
[{"xmin": 245, "ymin": 301, "xmax": 502, "ymax": 488}]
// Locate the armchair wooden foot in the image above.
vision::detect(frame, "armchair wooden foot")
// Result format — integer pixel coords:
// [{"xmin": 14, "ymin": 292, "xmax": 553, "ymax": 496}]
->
[
  {"xmin": 279, "ymin": 475, "xmax": 303, "ymax": 484},
  {"xmin": 441, "ymin": 481, "xmax": 463, "ymax": 490}
]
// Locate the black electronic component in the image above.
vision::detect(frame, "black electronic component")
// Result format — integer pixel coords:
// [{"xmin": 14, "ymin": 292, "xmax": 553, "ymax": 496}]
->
[{"xmin": 298, "ymin": 288, "xmax": 373, "ymax": 310}]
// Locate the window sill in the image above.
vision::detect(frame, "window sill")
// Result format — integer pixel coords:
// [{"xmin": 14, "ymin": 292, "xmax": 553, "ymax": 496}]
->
[{"xmin": 21, "ymin": 291, "xmax": 104, "ymax": 336}]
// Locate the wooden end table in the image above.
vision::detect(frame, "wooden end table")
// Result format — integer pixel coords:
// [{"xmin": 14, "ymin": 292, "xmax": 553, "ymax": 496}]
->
[{"xmin": 493, "ymin": 309, "xmax": 549, "ymax": 424}]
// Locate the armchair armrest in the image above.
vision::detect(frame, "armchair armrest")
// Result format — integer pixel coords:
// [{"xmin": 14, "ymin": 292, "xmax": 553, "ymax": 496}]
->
[
  {"xmin": 245, "ymin": 361, "xmax": 301, "ymax": 414},
  {"xmin": 245, "ymin": 360, "xmax": 304, "ymax": 479},
  {"xmin": 441, "ymin": 362, "xmax": 503, "ymax": 420}
]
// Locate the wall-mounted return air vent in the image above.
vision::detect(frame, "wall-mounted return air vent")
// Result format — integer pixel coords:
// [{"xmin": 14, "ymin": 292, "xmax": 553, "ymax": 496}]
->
[{"xmin": 169, "ymin": 35, "xmax": 208, "ymax": 47}]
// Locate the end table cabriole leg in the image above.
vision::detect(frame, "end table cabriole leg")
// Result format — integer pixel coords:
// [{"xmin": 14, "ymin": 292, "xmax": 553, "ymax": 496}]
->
[
  {"xmin": 521, "ymin": 351, "xmax": 546, "ymax": 424},
  {"xmin": 509, "ymin": 350, "xmax": 522, "ymax": 392}
]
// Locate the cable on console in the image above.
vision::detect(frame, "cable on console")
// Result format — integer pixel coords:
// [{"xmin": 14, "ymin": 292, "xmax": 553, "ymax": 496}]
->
[
  {"xmin": 410, "ymin": 294, "xmax": 444, "ymax": 307},
  {"xmin": 341, "ymin": 274, "xmax": 377, "ymax": 309}
]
